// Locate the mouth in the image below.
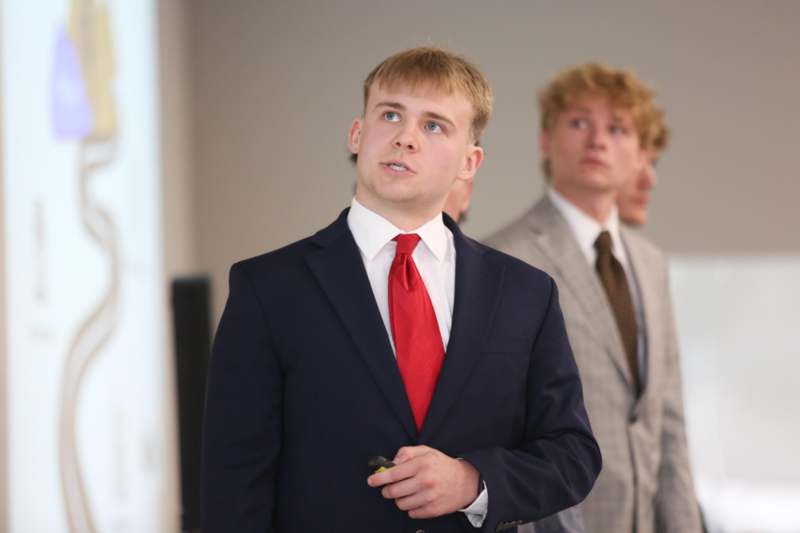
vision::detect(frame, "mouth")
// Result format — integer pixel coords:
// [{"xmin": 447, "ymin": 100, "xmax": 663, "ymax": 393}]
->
[
  {"xmin": 382, "ymin": 160, "xmax": 415, "ymax": 174},
  {"xmin": 580, "ymin": 157, "xmax": 608, "ymax": 168}
]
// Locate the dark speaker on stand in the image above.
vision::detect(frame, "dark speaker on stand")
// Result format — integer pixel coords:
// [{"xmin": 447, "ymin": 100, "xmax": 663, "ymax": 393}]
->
[{"xmin": 171, "ymin": 276, "xmax": 212, "ymax": 532}]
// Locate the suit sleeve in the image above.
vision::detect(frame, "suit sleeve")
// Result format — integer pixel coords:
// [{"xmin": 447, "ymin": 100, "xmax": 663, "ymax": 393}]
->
[
  {"xmin": 654, "ymin": 270, "xmax": 703, "ymax": 532},
  {"xmin": 460, "ymin": 278, "xmax": 602, "ymax": 532},
  {"xmin": 202, "ymin": 263, "xmax": 282, "ymax": 532}
]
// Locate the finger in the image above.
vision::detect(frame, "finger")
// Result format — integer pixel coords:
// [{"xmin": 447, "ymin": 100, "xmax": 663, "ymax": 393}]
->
[
  {"xmin": 380, "ymin": 476, "xmax": 421, "ymax": 500},
  {"xmin": 408, "ymin": 504, "xmax": 439, "ymax": 519},
  {"xmin": 367, "ymin": 458, "xmax": 418, "ymax": 487},
  {"xmin": 393, "ymin": 445, "xmax": 432, "ymax": 464},
  {"xmin": 395, "ymin": 489, "xmax": 433, "ymax": 512}
]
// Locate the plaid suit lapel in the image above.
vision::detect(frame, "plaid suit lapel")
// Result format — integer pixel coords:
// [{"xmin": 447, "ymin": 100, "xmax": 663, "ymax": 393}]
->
[
  {"xmin": 528, "ymin": 197, "xmax": 637, "ymax": 391},
  {"xmin": 621, "ymin": 228, "xmax": 661, "ymax": 401}
]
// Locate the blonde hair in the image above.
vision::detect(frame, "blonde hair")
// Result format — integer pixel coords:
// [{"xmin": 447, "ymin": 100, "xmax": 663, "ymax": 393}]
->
[
  {"xmin": 538, "ymin": 63, "xmax": 666, "ymax": 176},
  {"xmin": 362, "ymin": 47, "xmax": 493, "ymax": 144}
]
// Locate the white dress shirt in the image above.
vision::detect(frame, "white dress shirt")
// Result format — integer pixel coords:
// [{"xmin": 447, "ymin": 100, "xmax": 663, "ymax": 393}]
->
[
  {"xmin": 347, "ymin": 198, "xmax": 455, "ymax": 354},
  {"xmin": 347, "ymin": 198, "xmax": 488, "ymax": 526},
  {"xmin": 547, "ymin": 188, "xmax": 647, "ymax": 382}
]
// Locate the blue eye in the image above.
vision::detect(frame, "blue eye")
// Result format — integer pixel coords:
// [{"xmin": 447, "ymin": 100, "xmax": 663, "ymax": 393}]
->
[
  {"xmin": 610, "ymin": 124, "xmax": 627, "ymax": 136},
  {"xmin": 569, "ymin": 118, "xmax": 588, "ymax": 129},
  {"xmin": 424, "ymin": 121, "xmax": 442, "ymax": 133},
  {"xmin": 383, "ymin": 111, "xmax": 400, "ymax": 122}
]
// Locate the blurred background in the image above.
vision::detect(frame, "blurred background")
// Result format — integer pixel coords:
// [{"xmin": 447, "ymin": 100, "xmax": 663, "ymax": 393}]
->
[{"xmin": 1, "ymin": 1, "xmax": 798, "ymax": 531}]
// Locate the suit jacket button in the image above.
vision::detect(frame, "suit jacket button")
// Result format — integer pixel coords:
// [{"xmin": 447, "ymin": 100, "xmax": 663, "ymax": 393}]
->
[{"xmin": 629, "ymin": 413, "xmax": 637, "ymax": 424}]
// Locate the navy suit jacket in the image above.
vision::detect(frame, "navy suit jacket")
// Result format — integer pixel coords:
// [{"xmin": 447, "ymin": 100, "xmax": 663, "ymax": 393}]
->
[{"xmin": 202, "ymin": 210, "xmax": 601, "ymax": 533}]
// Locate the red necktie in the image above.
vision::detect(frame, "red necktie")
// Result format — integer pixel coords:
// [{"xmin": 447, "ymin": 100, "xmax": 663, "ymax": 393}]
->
[{"xmin": 389, "ymin": 234, "xmax": 445, "ymax": 431}]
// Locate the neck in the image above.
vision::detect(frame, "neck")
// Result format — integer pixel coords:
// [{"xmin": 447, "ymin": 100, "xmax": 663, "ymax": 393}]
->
[
  {"xmin": 553, "ymin": 184, "xmax": 617, "ymax": 225},
  {"xmin": 355, "ymin": 192, "xmax": 441, "ymax": 231}
]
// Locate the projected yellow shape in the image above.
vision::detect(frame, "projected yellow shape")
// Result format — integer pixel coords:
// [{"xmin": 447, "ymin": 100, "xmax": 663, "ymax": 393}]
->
[{"xmin": 68, "ymin": 0, "xmax": 116, "ymax": 139}]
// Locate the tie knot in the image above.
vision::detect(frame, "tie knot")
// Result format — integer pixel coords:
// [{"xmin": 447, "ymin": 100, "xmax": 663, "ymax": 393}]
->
[
  {"xmin": 394, "ymin": 233, "xmax": 421, "ymax": 256},
  {"xmin": 594, "ymin": 230, "xmax": 613, "ymax": 255}
]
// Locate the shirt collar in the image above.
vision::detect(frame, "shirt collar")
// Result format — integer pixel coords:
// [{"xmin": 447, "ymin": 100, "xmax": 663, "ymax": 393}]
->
[
  {"xmin": 547, "ymin": 187, "xmax": 628, "ymax": 266},
  {"xmin": 347, "ymin": 198, "xmax": 449, "ymax": 262}
]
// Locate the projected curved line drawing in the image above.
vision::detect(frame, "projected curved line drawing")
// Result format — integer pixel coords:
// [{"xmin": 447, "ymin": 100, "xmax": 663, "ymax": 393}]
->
[
  {"xmin": 58, "ymin": 139, "xmax": 119, "ymax": 533},
  {"xmin": 54, "ymin": 0, "xmax": 118, "ymax": 531}
]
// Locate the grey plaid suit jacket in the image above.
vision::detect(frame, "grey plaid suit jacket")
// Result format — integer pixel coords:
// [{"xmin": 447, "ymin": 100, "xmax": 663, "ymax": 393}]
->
[{"xmin": 486, "ymin": 196, "xmax": 701, "ymax": 533}]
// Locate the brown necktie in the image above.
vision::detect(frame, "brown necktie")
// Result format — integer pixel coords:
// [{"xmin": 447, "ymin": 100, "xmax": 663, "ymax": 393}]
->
[{"xmin": 594, "ymin": 231, "xmax": 640, "ymax": 393}]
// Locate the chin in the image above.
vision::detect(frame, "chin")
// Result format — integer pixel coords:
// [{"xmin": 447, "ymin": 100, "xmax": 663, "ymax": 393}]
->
[{"xmin": 626, "ymin": 214, "xmax": 647, "ymax": 227}]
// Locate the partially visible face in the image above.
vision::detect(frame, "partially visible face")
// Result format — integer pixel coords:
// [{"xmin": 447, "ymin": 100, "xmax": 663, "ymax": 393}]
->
[
  {"xmin": 618, "ymin": 149, "xmax": 659, "ymax": 227},
  {"xmin": 443, "ymin": 179, "xmax": 473, "ymax": 223},
  {"xmin": 347, "ymin": 83, "xmax": 483, "ymax": 220},
  {"xmin": 541, "ymin": 95, "xmax": 643, "ymax": 198}
]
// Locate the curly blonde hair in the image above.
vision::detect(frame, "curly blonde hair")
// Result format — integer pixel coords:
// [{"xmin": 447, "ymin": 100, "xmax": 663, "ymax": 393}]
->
[{"xmin": 538, "ymin": 63, "xmax": 668, "ymax": 174}]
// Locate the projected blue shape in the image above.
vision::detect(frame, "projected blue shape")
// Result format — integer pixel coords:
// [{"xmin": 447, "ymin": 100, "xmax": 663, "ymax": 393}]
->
[{"xmin": 51, "ymin": 26, "xmax": 91, "ymax": 139}]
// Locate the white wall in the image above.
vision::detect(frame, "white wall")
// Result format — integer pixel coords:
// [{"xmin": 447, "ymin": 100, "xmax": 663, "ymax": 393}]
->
[
  {"xmin": 671, "ymin": 256, "xmax": 800, "ymax": 530},
  {"xmin": 187, "ymin": 1, "xmax": 800, "ymax": 321},
  {"xmin": 158, "ymin": 0, "xmax": 197, "ymax": 529}
]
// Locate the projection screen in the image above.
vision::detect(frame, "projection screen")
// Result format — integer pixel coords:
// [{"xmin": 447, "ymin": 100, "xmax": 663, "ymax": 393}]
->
[{"xmin": 2, "ymin": 0, "xmax": 171, "ymax": 531}]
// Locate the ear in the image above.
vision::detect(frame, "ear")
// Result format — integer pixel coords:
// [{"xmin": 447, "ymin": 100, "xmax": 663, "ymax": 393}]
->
[
  {"xmin": 457, "ymin": 144, "xmax": 484, "ymax": 181},
  {"xmin": 347, "ymin": 118, "xmax": 362, "ymax": 156}
]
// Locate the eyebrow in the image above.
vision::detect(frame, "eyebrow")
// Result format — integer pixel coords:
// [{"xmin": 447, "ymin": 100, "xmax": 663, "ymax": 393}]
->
[
  {"xmin": 610, "ymin": 114, "xmax": 632, "ymax": 125},
  {"xmin": 570, "ymin": 107, "xmax": 632, "ymax": 125},
  {"xmin": 373, "ymin": 101, "xmax": 457, "ymax": 129}
]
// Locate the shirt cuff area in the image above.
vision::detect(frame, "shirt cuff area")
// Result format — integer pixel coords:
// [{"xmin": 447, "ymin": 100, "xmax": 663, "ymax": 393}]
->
[{"xmin": 458, "ymin": 481, "xmax": 488, "ymax": 528}]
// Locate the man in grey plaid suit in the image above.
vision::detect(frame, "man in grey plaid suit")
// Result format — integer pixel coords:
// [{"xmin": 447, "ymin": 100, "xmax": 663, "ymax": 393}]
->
[{"xmin": 487, "ymin": 64, "xmax": 702, "ymax": 533}]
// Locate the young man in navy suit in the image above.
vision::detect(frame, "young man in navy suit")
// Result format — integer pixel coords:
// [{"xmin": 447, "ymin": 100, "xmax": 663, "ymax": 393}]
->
[{"xmin": 202, "ymin": 47, "xmax": 601, "ymax": 533}]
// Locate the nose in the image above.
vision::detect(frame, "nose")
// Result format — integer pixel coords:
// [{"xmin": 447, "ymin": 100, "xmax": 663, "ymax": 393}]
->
[
  {"xmin": 393, "ymin": 124, "xmax": 419, "ymax": 152},
  {"xmin": 587, "ymin": 125, "xmax": 607, "ymax": 149}
]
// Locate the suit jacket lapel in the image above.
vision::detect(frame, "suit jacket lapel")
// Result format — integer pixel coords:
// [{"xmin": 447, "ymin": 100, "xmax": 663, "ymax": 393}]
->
[
  {"xmin": 305, "ymin": 210, "xmax": 417, "ymax": 439},
  {"xmin": 419, "ymin": 217, "xmax": 504, "ymax": 441},
  {"xmin": 622, "ymin": 229, "xmax": 658, "ymax": 401},
  {"xmin": 527, "ymin": 197, "xmax": 636, "ymax": 390}
]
